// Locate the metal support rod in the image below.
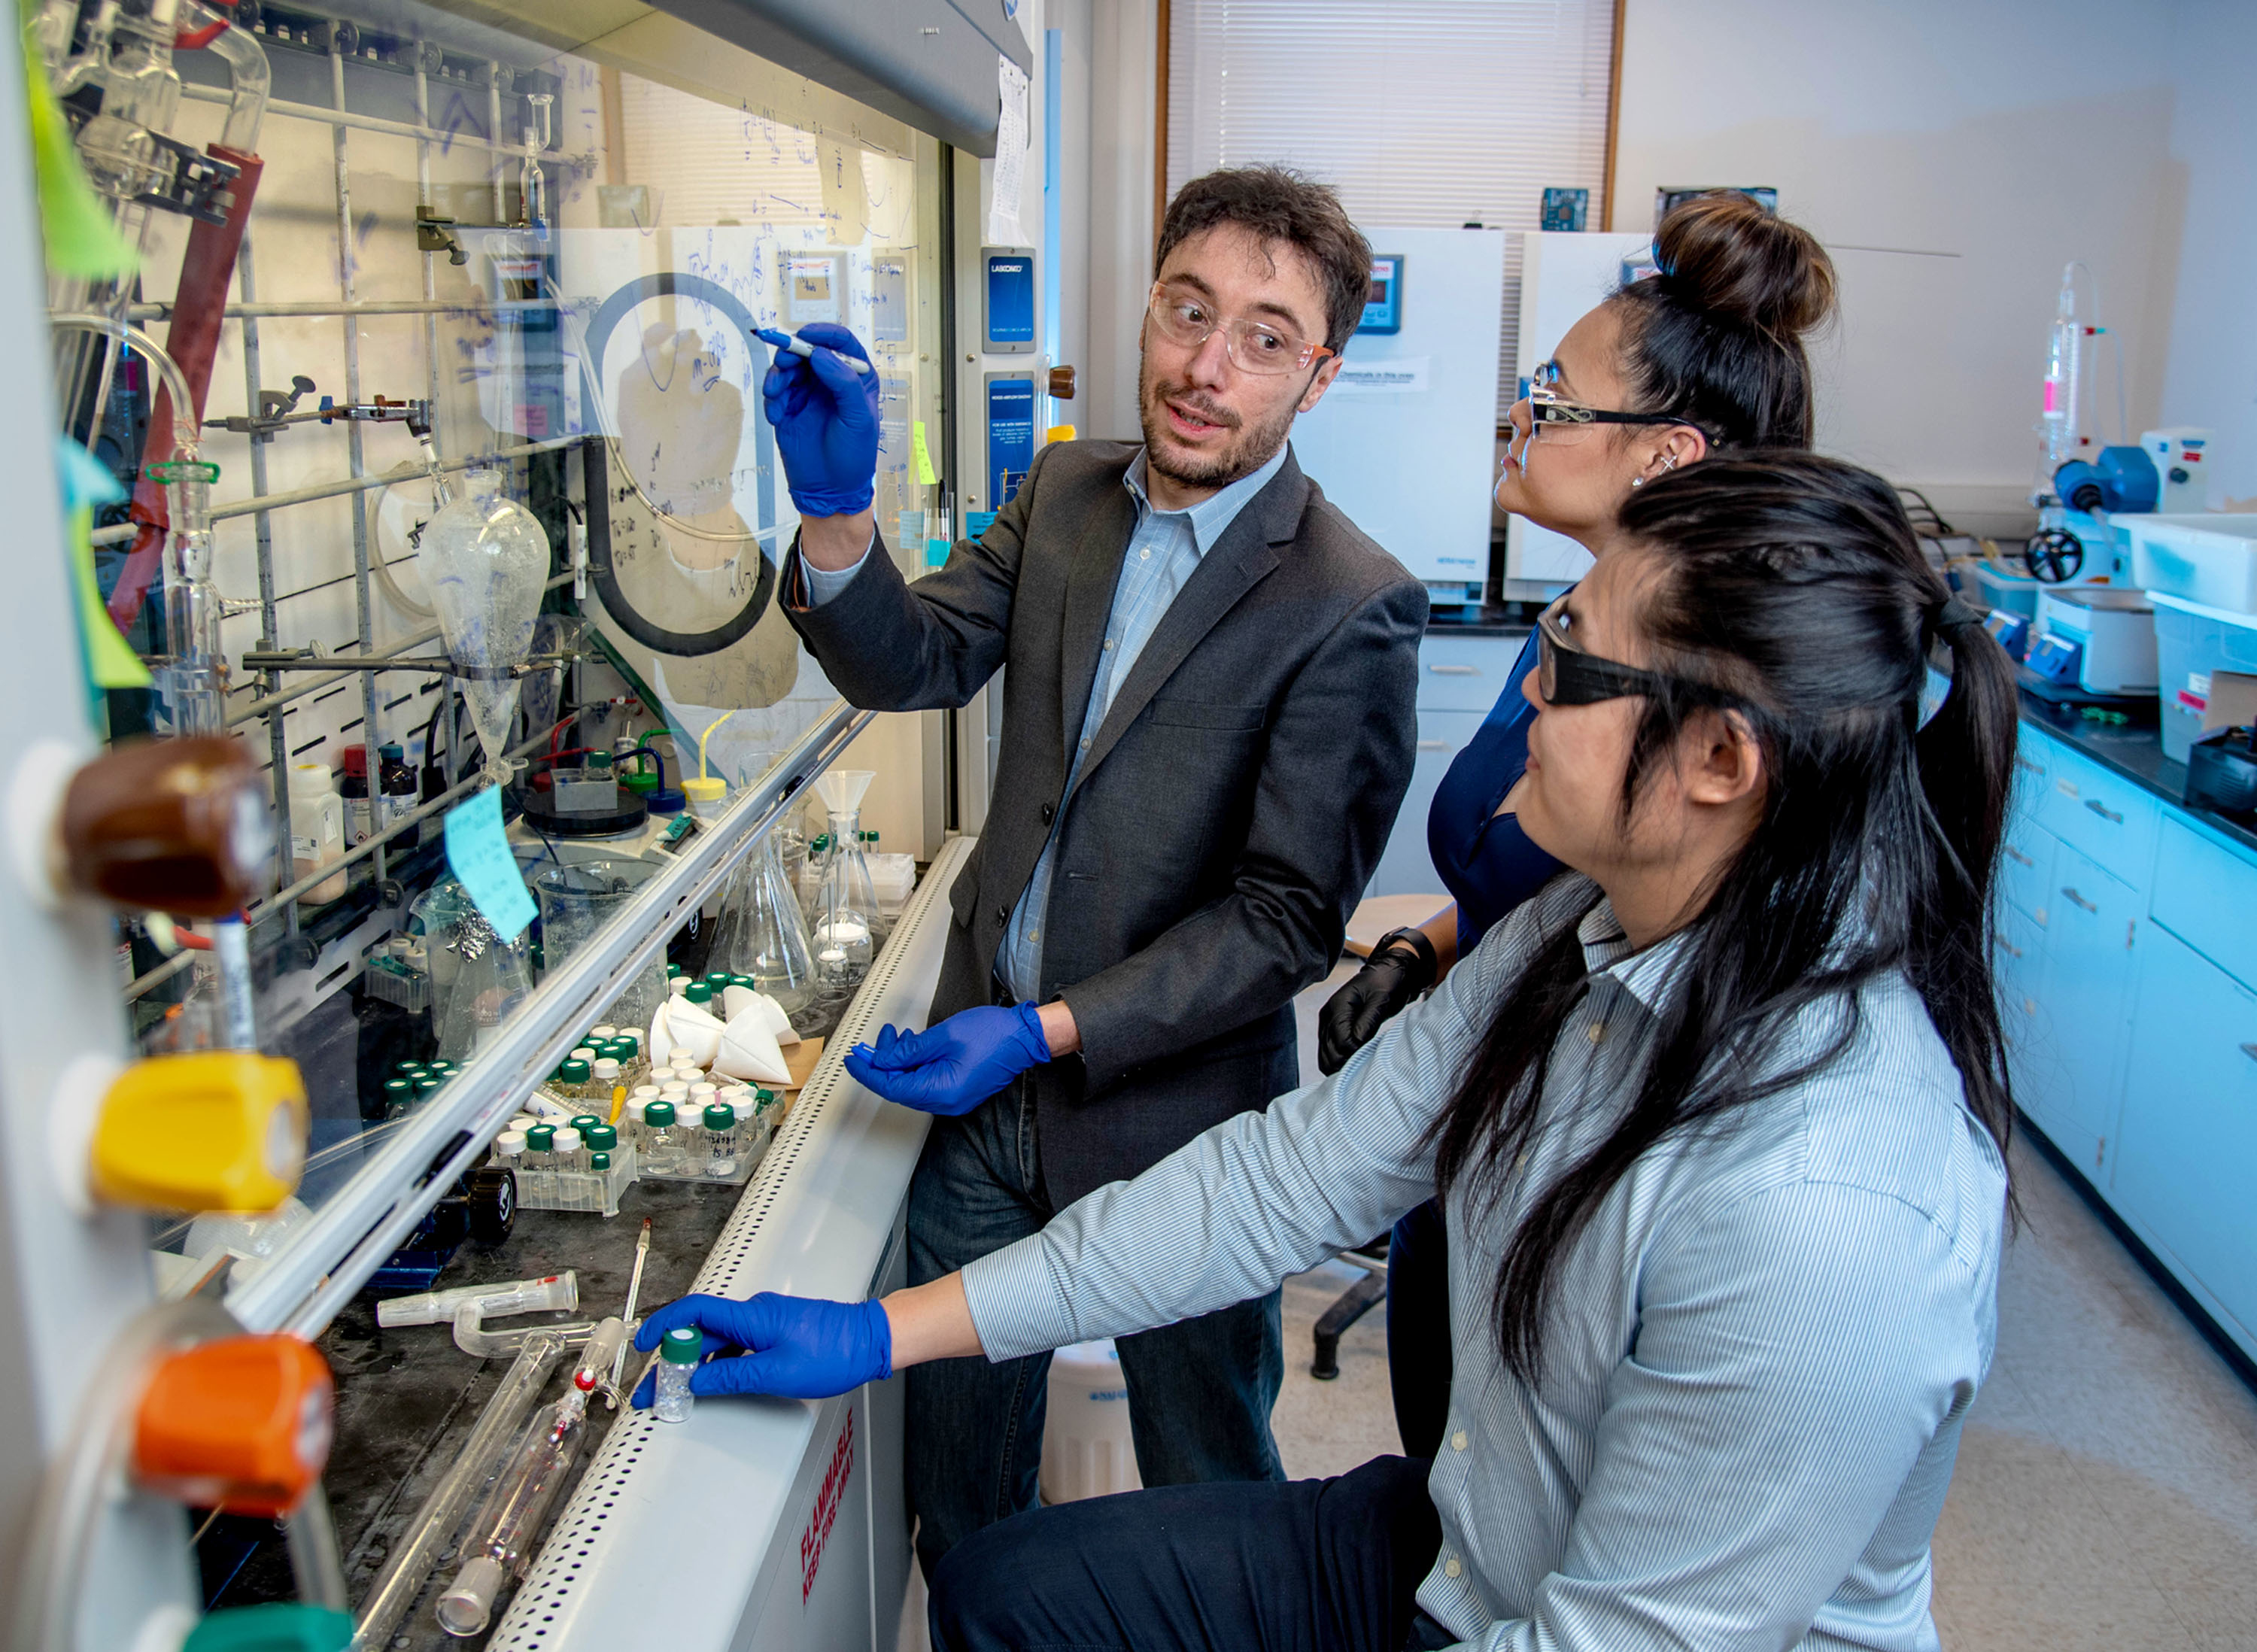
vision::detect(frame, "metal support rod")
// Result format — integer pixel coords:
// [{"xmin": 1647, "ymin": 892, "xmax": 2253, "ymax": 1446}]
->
[
  {"xmin": 240, "ymin": 651, "xmax": 573, "ymax": 676},
  {"xmin": 417, "ymin": 59, "xmax": 444, "ymax": 468},
  {"xmin": 86, "ymin": 436, "xmax": 584, "ymax": 545},
  {"xmin": 235, "ymin": 232, "xmax": 296, "ymax": 943},
  {"xmin": 488, "ymin": 66, "xmax": 506, "ymax": 224},
  {"xmin": 225, "ymin": 704, "xmax": 873, "ymax": 1338},
  {"xmin": 334, "ymin": 42, "xmax": 386, "ymax": 892},
  {"xmin": 224, "ymin": 571, "xmax": 572, "ymax": 724},
  {"xmin": 126, "ymin": 297, "xmax": 561, "ymax": 322},
  {"xmin": 178, "ymin": 80, "xmax": 518, "ymax": 154}
]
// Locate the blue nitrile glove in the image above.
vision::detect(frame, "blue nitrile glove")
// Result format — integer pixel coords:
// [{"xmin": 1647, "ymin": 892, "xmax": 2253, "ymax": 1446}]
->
[
  {"xmin": 628, "ymin": 1292, "xmax": 891, "ymax": 1406},
  {"xmin": 757, "ymin": 322, "xmax": 882, "ymax": 518},
  {"xmin": 844, "ymin": 1003, "xmax": 1052, "ymax": 1117}
]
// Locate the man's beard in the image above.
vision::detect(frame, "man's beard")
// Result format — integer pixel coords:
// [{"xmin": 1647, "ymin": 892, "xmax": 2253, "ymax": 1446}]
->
[{"xmin": 1138, "ymin": 360, "xmax": 1300, "ymax": 490}]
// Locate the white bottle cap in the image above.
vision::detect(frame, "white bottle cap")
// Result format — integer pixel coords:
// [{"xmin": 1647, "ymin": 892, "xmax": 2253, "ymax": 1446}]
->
[
  {"xmin": 690, "ymin": 1082, "xmax": 718, "ymax": 1100},
  {"xmin": 496, "ymin": 1130, "xmax": 527, "ymax": 1156},
  {"xmin": 632, "ymin": 1085, "xmax": 661, "ymax": 1101},
  {"xmin": 570, "ymin": 1046, "xmax": 596, "ymax": 1065},
  {"xmin": 669, "ymin": 979, "xmax": 689, "ymax": 997},
  {"xmin": 591, "ymin": 1025, "xmax": 618, "ymax": 1041},
  {"xmin": 509, "ymin": 1115, "xmax": 536, "ymax": 1131},
  {"xmin": 594, "ymin": 1058, "xmax": 621, "ymax": 1081},
  {"xmin": 553, "ymin": 1127, "xmax": 583, "ymax": 1152},
  {"xmin": 660, "ymin": 1082, "xmax": 689, "ymax": 1098}
]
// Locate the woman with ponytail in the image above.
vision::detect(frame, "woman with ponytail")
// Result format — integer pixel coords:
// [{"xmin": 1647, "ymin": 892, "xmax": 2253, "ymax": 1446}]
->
[
  {"xmin": 1323, "ymin": 189, "xmax": 1842, "ymax": 1460},
  {"xmin": 635, "ymin": 452, "xmax": 2020, "ymax": 1652}
]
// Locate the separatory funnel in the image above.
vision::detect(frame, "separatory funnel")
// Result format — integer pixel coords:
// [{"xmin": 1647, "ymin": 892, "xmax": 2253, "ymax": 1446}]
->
[
  {"xmin": 812, "ymin": 770, "xmax": 882, "ymax": 1003},
  {"xmin": 415, "ymin": 453, "xmax": 548, "ymax": 787},
  {"xmin": 712, "ymin": 835, "xmax": 818, "ymax": 1025}
]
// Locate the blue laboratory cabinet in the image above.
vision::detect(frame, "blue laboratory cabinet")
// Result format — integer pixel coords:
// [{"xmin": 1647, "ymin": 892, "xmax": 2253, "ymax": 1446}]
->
[{"xmin": 2000, "ymin": 714, "xmax": 2257, "ymax": 1366}]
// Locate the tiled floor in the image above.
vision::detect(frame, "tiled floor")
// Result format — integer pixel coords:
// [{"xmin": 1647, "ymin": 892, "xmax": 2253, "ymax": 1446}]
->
[{"xmin": 1268, "ymin": 1126, "xmax": 2257, "ymax": 1651}]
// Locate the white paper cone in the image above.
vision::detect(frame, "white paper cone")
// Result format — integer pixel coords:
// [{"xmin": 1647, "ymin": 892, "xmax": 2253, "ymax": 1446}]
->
[
  {"xmin": 723, "ymin": 984, "xmax": 800, "ymax": 1044},
  {"xmin": 661, "ymin": 999, "xmax": 726, "ymax": 1067},
  {"xmin": 715, "ymin": 1008, "xmax": 792, "ymax": 1084}
]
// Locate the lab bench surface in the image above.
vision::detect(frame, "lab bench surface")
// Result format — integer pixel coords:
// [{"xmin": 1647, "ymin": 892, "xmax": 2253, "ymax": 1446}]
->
[
  {"xmin": 2016, "ymin": 693, "xmax": 2257, "ymax": 859},
  {"xmin": 202, "ymin": 1177, "xmax": 744, "ymax": 1647}
]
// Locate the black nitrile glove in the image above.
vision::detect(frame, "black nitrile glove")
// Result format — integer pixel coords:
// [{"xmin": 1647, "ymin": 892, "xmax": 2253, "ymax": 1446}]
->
[{"xmin": 1317, "ymin": 929, "xmax": 1438, "ymax": 1076}]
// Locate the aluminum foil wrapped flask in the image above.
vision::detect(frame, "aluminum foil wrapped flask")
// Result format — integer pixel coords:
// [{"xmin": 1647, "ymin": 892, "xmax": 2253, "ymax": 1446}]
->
[{"xmin": 416, "ymin": 466, "xmax": 548, "ymax": 785}]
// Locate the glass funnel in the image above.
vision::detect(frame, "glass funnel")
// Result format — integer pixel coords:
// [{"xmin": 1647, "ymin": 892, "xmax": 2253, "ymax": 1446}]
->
[
  {"xmin": 531, "ymin": 858, "xmax": 667, "ymax": 1028},
  {"xmin": 712, "ymin": 835, "xmax": 818, "ymax": 1025},
  {"xmin": 811, "ymin": 770, "xmax": 881, "ymax": 1000},
  {"xmin": 416, "ymin": 463, "xmax": 548, "ymax": 786}
]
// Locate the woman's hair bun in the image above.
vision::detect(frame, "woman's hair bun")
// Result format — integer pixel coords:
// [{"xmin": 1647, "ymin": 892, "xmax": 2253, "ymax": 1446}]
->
[{"xmin": 1654, "ymin": 192, "xmax": 1836, "ymax": 339}]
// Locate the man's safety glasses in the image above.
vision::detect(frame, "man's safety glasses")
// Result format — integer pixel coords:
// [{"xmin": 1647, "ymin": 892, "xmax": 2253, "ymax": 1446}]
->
[
  {"xmin": 1534, "ymin": 593, "xmax": 1697, "ymax": 707},
  {"xmin": 1147, "ymin": 282, "xmax": 1336, "ymax": 376}
]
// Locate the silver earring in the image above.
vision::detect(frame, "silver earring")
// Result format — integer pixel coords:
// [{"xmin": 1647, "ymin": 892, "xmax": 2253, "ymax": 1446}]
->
[
  {"xmin": 1630, "ymin": 476, "xmax": 1643, "ymax": 488},
  {"xmin": 1661, "ymin": 453, "xmax": 1679, "ymax": 472}
]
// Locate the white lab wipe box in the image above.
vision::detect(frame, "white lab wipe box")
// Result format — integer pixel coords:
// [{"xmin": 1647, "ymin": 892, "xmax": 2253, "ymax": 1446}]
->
[{"xmin": 1040, "ymin": 1341, "xmax": 1142, "ymax": 1504}]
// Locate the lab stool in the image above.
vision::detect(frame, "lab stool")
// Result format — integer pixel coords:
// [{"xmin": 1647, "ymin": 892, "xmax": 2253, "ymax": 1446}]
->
[
  {"xmin": 1039, "ymin": 1340, "xmax": 1142, "ymax": 1504},
  {"xmin": 1311, "ymin": 1236, "xmax": 1388, "ymax": 1380}
]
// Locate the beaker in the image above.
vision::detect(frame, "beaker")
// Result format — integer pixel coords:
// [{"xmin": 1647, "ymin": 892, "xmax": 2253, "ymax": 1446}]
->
[
  {"xmin": 415, "ymin": 880, "xmax": 534, "ymax": 1063},
  {"xmin": 713, "ymin": 835, "xmax": 818, "ymax": 1024},
  {"xmin": 531, "ymin": 859, "xmax": 666, "ymax": 1027}
]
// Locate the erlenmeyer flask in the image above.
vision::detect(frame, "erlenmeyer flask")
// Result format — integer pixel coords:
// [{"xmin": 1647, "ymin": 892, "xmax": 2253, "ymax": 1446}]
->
[
  {"xmin": 417, "ymin": 463, "xmax": 548, "ymax": 786},
  {"xmin": 435, "ymin": 906, "xmax": 533, "ymax": 1062},
  {"xmin": 719, "ymin": 835, "xmax": 818, "ymax": 1023}
]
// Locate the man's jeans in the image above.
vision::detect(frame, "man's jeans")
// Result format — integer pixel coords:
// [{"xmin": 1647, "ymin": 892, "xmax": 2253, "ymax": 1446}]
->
[{"xmin": 906, "ymin": 1072, "xmax": 1286, "ymax": 1578}]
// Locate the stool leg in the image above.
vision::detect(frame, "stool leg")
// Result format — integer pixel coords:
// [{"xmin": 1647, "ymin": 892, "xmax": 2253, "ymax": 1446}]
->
[{"xmin": 1310, "ymin": 1272, "xmax": 1387, "ymax": 1380}]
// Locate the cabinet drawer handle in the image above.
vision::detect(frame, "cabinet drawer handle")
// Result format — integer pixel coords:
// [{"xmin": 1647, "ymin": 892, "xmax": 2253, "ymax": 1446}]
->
[
  {"xmin": 2083, "ymin": 798, "xmax": 2123, "ymax": 824},
  {"xmin": 2061, "ymin": 885, "xmax": 2098, "ymax": 913},
  {"xmin": 1426, "ymin": 664, "xmax": 1481, "ymax": 676},
  {"xmin": 1996, "ymin": 937, "xmax": 2023, "ymax": 959},
  {"xmin": 2243, "ymin": 1043, "xmax": 2257, "ymax": 1064},
  {"xmin": 1415, "ymin": 740, "xmax": 1452, "ymax": 752},
  {"xmin": 2016, "ymin": 756, "xmax": 2045, "ymax": 776},
  {"xmin": 2055, "ymin": 779, "xmax": 2079, "ymax": 799},
  {"xmin": 2005, "ymin": 845, "xmax": 2035, "ymax": 867}
]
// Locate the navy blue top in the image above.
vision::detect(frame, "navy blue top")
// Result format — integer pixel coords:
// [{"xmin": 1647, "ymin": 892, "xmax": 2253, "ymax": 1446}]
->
[{"xmin": 1426, "ymin": 627, "xmax": 1566, "ymax": 950}]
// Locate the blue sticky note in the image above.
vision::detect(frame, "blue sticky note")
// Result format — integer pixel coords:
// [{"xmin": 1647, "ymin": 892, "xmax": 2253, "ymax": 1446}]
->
[{"xmin": 443, "ymin": 785, "xmax": 536, "ymax": 940}]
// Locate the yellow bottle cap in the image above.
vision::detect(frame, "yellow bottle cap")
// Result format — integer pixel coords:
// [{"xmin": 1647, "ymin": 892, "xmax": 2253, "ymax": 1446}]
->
[{"xmin": 90, "ymin": 1052, "xmax": 308, "ymax": 1213}]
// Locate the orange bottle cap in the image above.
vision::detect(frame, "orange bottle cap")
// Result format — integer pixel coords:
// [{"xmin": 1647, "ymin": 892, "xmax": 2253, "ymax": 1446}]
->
[{"xmin": 134, "ymin": 1335, "xmax": 333, "ymax": 1517}]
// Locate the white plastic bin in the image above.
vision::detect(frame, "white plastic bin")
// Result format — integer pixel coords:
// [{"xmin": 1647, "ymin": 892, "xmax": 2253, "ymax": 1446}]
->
[
  {"xmin": 2126, "ymin": 515, "xmax": 2257, "ymax": 615},
  {"xmin": 2150, "ymin": 591, "xmax": 2257, "ymax": 762},
  {"xmin": 1040, "ymin": 1340, "xmax": 1141, "ymax": 1505}
]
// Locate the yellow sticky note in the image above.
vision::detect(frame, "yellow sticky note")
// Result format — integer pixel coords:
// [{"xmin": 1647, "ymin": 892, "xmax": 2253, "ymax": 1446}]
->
[
  {"xmin": 911, "ymin": 421, "xmax": 940, "ymax": 487},
  {"xmin": 26, "ymin": 54, "xmax": 138, "ymax": 278}
]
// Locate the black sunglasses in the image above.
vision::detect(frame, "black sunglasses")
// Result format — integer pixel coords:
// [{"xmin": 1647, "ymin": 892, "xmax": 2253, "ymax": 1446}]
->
[{"xmin": 1535, "ymin": 595, "xmax": 1701, "ymax": 707}]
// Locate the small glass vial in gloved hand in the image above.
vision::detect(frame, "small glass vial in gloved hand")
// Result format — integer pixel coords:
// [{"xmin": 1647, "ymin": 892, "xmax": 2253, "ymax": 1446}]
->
[{"xmin": 655, "ymin": 1325, "xmax": 702, "ymax": 1422}]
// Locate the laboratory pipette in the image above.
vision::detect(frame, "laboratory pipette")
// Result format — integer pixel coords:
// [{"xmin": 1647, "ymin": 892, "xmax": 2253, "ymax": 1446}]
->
[{"xmin": 758, "ymin": 327, "xmax": 873, "ymax": 376}]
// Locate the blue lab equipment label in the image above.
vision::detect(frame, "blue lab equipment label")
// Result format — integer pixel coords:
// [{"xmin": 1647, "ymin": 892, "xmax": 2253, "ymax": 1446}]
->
[
  {"xmin": 985, "ymin": 253, "xmax": 1036, "ymax": 347},
  {"xmin": 443, "ymin": 785, "xmax": 537, "ymax": 940},
  {"xmin": 966, "ymin": 510, "xmax": 998, "ymax": 538},
  {"xmin": 986, "ymin": 377, "xmax": 1037, "ymax": 509}
]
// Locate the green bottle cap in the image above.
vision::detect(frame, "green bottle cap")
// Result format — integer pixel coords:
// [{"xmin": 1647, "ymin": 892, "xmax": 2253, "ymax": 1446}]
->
[
  {"xmin": 642, "ymin": 1101, "xmax": 676, "ymax": 1128},
  {"xmin": 570, "ymin": 1115, "xmax": 601, "ymax": 1134},
  {"xmin": 383, "ymin": 1077, "xmax": 411, "ymax": 1098},
  {"xmin": 665, "ymin": 961, "xmax": 683, "ymax": 979},
  {"xmin": 755, "ymin": 1088, "xmax": 777, "ymax": 1108},
  {"xmin": 702, "ymin": 1102, "xmax": 736, "ymax": 1131},
  {"xmin": 182, "ymin": 1602, "xmax": 354, "ymax": 1652},
  {"xmin": 415, "ymin": 1077, "xmax": 444, "ymax": 1096},
  {"xmin": 586, "ymin": 1124, "xmax": 618, "ymax": 1151},
  {"xmin": 703, "ymin": 970, "xmax": 731, "ymax": 988},
  {"xmin": 526, "ymin": 1125, "xmax": 555, "ymax": 1152},
  {"xmin": 560, "ymin": 1059, "xmax": 591, "ymax": 1083},
  {"xmin": 396, "ymin": 1061, "xmax": 427, "ymax": 1078},
  {"xmin": 433, "ymin": 1060, "xmax": 460, "ymax": 1074},
  {"xmin": 731, "ymin": 974, "xmax": 757, "ymax": 991},
  {"xmin": 590, "ymin": 1151, "xmax": 612, "ymax": 1171},
  {"xmin": 682, "ymin": 981, "xmax": 712, "ymax": 1005},
  {"xmin": 623, "ymin": 768, "xmax": 657, "ymax": 797},
  {"xmin": 661, "ymin": 1325, "xmax": 704, "ymax": 1363}
]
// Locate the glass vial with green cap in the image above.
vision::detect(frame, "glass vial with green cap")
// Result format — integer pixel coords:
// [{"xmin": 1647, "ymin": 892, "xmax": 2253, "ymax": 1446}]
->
[
  {"xmin": 702, "ymin": 1101, "xmax": 740, "ymax": 1180},
  {"xmin": 639, "ymin": 1099, "xmax": 681, "ymax": 1175},
  {"xmin": 655, "ymin": 1325, "xmax": 702, "ymax": 1422}
]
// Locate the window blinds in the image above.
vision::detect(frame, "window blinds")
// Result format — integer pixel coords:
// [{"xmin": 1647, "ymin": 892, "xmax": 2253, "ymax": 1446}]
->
[{"xmin": 1166, "ymin": 0, "xmax": 1617, "ymax": 421}]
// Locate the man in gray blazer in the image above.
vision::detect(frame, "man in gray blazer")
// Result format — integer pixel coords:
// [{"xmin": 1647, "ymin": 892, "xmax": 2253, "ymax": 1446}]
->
[{"xmin": 762, "ymin": 167, "xmax": 1425, "ymax": 1574}]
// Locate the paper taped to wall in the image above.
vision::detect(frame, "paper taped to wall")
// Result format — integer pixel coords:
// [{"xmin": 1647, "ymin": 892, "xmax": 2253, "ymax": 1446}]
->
[{"xmin": 989, "ymin": 56, "xmax": 1030, "ymax": 245}]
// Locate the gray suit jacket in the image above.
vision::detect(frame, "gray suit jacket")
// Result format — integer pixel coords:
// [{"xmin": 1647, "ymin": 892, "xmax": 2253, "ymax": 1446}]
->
[{"xmin": 783, "ymin": 439, "xmax": 1426, "ymax": 1204}]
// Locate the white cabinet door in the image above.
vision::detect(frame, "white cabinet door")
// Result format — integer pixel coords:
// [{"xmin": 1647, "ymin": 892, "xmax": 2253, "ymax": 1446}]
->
[{"xmin": 1368, "ymin": 709, "xmax": 1483, "ymax": 897}]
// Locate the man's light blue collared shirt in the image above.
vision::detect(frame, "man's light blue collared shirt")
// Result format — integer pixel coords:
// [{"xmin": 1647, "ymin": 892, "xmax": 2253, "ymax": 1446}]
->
[{"xmin": 799, "ymin": 442, "xmax": 1289, "ymax": 1000}]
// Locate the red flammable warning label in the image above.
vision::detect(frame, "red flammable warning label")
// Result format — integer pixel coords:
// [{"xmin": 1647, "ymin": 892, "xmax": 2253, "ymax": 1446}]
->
[{"xmin": 801, "ymin": 1407, "xmax": 856, "ymax": 1602}]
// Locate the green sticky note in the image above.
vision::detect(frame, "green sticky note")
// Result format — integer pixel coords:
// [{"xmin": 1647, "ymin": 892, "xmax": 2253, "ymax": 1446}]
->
[
  {"xmin": 56, "ymin": 438, "xmax": 148, "ymax": 691},
  {"xmin": 910, "ymin": 420, "xmax": 940, "ymax": 487},
  {"xmin": 443, "ymin": 785, "xmax": 536, "ymax": 940},
  {"xmin": 26, "ymin": 53, "xmax": 138, "ymax": 278}
]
